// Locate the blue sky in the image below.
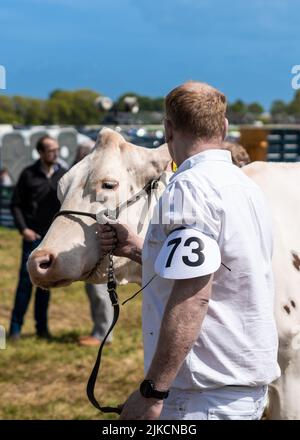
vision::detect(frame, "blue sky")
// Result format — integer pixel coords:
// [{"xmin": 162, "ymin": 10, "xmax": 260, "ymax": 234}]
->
[{"xmin": 0, "ymin": 0, "xmax": 299, "ymax": 108}]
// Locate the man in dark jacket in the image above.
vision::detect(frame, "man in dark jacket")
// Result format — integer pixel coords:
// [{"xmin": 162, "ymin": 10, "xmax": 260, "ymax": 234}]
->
[{"xmin": 9, "ymin": 135, "xmax": 66, "ymax": 340}]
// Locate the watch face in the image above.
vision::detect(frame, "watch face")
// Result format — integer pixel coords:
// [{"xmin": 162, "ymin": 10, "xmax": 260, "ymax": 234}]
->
[{"xmin": 140, "ymin": 380, "xmax": 154, "ymax": 397}]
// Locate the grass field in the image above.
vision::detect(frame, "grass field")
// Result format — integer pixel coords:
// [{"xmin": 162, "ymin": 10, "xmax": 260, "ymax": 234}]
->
[{"xmin": 0, "ymin": 227, "xmax": 144, "ymax": 419}]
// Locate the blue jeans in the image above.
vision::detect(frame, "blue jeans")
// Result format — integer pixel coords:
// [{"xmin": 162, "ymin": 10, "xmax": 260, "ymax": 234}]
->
[{"xmin": 9, "ymin": 239, "xmax": 50, "ymax": 336}]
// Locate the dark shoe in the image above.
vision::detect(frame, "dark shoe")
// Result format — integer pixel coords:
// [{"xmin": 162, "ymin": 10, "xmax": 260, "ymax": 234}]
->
[{"xmin": 36, "ymin": 331, "xmax": 52, "ymax": 340}]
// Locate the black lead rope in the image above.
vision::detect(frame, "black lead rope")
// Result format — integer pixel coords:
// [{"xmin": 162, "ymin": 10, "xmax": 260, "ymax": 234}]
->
[
  {"xmin": 86, "ymin": 253, "xmax": 122, "ymax": 414},
  {"xmin": 86, "ymin": 253, "xmax": 157, "ymax": 415},
  {"xmin": 122, "ymin": 274, "xmax": 156, "ymax": 306},
  {"xmin": 86, "ymin": 290, "xmax": 120, "ymax": 414}
]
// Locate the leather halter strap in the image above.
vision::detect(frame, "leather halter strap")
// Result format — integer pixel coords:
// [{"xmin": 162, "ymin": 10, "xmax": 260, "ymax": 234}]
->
[{"xmin": 52, "ymin": 178, "xmax": 160, "ymax": 224}]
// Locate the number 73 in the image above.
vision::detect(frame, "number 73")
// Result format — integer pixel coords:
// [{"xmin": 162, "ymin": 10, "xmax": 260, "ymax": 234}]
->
[{"xmin": 166, "ymin": 236, "xmax": 205, "ymax": 268}]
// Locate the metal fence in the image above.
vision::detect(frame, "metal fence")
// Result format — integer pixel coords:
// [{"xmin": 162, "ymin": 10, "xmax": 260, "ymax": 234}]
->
[
  {"xmin": 0, "ymin": 127, "xmax": 78, "ymax": 184},
  {"xmin": 267, "ymin": 129, "xmax": 300, "ymax": 162},
  {"xmin": 0, "ymin": 186, "xmax": 15, "ymax": 228}
]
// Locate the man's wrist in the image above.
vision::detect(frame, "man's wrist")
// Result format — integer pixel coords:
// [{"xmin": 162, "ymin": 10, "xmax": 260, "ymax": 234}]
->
[
  {"xmin": 126, "ymin": 237, "xmax": 143, "ymax": 263},
  {"xmin": 140, "ymin": 380, "xmax": 169, "ymax": 400}
]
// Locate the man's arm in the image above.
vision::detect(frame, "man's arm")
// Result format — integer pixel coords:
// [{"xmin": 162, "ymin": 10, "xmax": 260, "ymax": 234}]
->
[
  {"xmin": 119, "ymin": 274, "xmax": 212, "ymax": 420},
  {"xmin": 10, "ymin": 172, "xmax": 28, "ymax": 233},
  {"xmin": 146, "ymin": 275, "xmax": 212, "ymax": 389},
  {"xmin": 10, "ymin": 171, "xmax": 40, "ymax": 240},
  {"xmin": 99, "ymin": 222, "xmax": 213, "ymax": 384}
]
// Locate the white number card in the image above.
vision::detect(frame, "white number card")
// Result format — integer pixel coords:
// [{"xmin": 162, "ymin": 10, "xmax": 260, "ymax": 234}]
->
[{"xmin": 154, "ymin": 227, "xmax": 221, "ymax": 279}]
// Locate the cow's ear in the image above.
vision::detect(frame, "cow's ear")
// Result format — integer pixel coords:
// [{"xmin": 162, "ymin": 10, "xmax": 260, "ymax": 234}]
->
[
  {"xmin": 164, "ymin": 160, "xmax": 173, "ymax": 172},
  {"xmin": 143, "ymin": 144, "xmax": 171, "ymax": 179}
]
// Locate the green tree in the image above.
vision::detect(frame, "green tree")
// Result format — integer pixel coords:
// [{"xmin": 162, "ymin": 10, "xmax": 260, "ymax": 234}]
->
[
  {"xmin": 72, "ymin": 89, "xmax": 102, "ymax": 125},
  {"xmin": 270, "ymin": 100, "xmax": 287, "ymax": 117},
  {"xmin": 44, "ymin": 99, "xmax": 72, "ymax": 124},
  {"xmin": 288, "ymin": 90, "xmax": 300, "ymax": 116},
  {"xmin": 248, "ymin": 102, "xmax": 264, "ymax": 115},
  {"xmin": 0, "ymin": 96, "xmax": 18, "ymax": 123},
  {"xmin": 11, "ymin": 96, "xmax": 45, "ymax": 125},
  {"xmin": 47, "ymin": 89, "xmax": 103, "ymax": 125},
  {"xmin": 229, "ymin": 99, "xmax": 247, "ymax": 115},
  {"xmin": 152, "ymin": 97, "xmax": 164, "ymax": 112},
  {"xmin": 116, "ymin": 92, "xmax": 139, "ymax": 111},
  {"xmin": 116, "ymin": 93, "xmax": 164, "ymax": 112}
]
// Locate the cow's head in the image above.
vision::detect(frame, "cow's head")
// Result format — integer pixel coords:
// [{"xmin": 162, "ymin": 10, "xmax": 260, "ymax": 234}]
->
[{"xmin": 27, "ymin": 128, "xmax": 171, "ymax": 288}]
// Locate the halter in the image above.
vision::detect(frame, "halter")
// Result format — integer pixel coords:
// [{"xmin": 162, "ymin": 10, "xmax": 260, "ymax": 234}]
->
[
  {"xmin": 53, "ymin": 177, "xmax": 161, "ymax": 415},
  {"xmin": 53, "ymin": 178, "xmax": 160, "ymax": 225}
]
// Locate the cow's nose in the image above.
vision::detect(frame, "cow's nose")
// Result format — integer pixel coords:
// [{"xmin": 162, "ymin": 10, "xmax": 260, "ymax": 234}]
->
[
  {"xmin": 27, "ymin": 250, "xmax": 57, "ymax": 285},
  {"xmin": 35, "ymin": 252, "xmax": 55, "ymax": 271}
]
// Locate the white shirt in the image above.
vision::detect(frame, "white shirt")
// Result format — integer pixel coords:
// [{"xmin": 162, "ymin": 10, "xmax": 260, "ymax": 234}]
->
[{"xmin": 142, "ymin": 148, "xmax": 280, "ymax": 390}]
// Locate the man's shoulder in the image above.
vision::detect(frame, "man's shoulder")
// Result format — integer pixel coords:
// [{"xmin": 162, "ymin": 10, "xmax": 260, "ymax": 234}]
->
[
  {"xmin": 18, "ymin": 161, "xmax": 40, "ymax": 179},
  {"xmin": 168, "ymin": 168, "xmax": 214, "ymax": 196},
  {"xmin": 54, "ymin": 164, "xmax": 68, "ymax": 177}
]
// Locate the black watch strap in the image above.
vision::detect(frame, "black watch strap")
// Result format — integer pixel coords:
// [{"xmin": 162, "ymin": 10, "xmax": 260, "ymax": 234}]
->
[
  {"xmin": 151, "ymin": 389, "xmax": 170, "ymax": 399},
  {"xmin": 140, "ymin": 380, "xmax": 169, "ymax": 400}
]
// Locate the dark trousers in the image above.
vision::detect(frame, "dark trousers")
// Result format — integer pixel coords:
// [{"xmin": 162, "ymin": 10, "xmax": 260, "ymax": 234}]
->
[{"xmin": 9, "ymin": 239, "xmax": 50, "ymax": 336}]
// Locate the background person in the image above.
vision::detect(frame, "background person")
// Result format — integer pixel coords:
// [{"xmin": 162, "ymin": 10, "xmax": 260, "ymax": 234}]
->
[
  {"xmin": 0, "ymin": 168, "xmax": 13, "ymax": 186},
  {"xmin": 223, "ymin": 141, "xmax": 251, "ymax": 167},
  {"xmin": 9, "ymin": 136, "xmax": 66, "ymax": 340},
  {"xmin": 73, "ymin": 142, "xmax": 114, "ymax": 347}
]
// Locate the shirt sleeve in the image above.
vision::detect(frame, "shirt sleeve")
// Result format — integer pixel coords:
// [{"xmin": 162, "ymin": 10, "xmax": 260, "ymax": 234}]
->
[
  {"xmin": 10, "ymin": 171, "xmax": 28, "ymax": 233},
  {"xmin": 160, "ymin": 178, "xmax": 223, "ymax": 240}
]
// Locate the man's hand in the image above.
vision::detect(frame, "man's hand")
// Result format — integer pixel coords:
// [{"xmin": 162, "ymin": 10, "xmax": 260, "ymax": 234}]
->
[
  {"xmin": 22, "ymin": 228, "xmax": 41, "ymax": 242},
  {"xmin": 99, "ymin": 223, "xmax": 143, "ymax": 264},
  {"xmin": 119, "ymin": 390, "xmax": 163, "ymax": 420}
]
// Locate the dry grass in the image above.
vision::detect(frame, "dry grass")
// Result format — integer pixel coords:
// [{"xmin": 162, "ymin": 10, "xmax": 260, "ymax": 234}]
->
[{"xmin": 0, "ymin": 227, "xmax": 144, "ymax": 419}]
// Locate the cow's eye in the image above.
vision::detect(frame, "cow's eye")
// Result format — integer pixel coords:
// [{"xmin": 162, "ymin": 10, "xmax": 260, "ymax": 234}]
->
[{"xmin": 102, "ymin": 181, "xmax": 118, "ymax": 190}]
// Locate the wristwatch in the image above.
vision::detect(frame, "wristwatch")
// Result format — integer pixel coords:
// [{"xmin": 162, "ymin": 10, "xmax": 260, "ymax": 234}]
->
[{"xmin": 140, "ymin": 380, "xmax": 169, "ymax": 399}]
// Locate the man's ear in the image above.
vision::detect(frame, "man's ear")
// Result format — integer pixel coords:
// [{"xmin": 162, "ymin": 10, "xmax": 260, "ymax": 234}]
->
[
  {"xmin": 164, "ymin": 118, "xmax": 173, "ymax": 143},
  {"xmin": 223, "ymin": 118, "xmax": 229, "ymax": 140}
]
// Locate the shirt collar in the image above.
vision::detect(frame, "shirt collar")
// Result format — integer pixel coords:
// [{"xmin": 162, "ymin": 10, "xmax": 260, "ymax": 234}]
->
[
  {"xmin": 36, "ymin": 160, "xmax": 60, "ymax": 175},
  {"xmin": 170, "ymin": 148, "xmax": 232, "ymax": 181}
]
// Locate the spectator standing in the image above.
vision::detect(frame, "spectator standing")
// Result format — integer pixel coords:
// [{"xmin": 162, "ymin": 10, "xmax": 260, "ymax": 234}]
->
[
  {"xmin": 73, "ymin": 141, "xmax": 114, "ymax": 347},
  {"xmin": 9, "ymin": 136, "xmax": 66, "ymax": 340}
]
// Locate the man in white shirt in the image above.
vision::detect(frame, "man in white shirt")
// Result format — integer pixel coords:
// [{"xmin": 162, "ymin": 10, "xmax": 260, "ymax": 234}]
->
[{"xmin": 100, "ymin": 81, "xmax": 280, "ymax": 420}]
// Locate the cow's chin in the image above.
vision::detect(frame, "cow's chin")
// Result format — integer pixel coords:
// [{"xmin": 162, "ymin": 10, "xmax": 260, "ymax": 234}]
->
[
  {"xmin": 79, "ymin": 256, "xmax": 132, "ymax": 285},
  {"xmin": 35, "ymin": 279, "xmax": 73, "ymax": 289},
  {"xmin": 79, "ymin": 256, "xmax": 109, "ymax": 285},
  {"xmin": 80, "ymin": 267, "xmax": 107, "ymax": 284}
]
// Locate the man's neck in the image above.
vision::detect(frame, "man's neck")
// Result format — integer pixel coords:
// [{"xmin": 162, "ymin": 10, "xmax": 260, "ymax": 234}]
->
[
  {"xmin": 173, "ymin": 136, "xmax": 224, "ymax": 167},
  {"xmin": 40, "ymin": 161, "xmax": 55, "ymax": 178}
]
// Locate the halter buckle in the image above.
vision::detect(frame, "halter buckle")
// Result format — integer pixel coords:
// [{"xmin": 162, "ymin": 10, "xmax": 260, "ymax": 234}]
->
[
  {"xmin": 96, "ymin": 209, "xmax": 118, "ymax": 225},
  {"xmin": 107, "ymin": 285, "xmax": 118, "ymax": 306}
]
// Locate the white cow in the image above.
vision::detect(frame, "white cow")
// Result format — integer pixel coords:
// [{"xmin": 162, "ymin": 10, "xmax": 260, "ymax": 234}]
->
[
  {"xmin": 28, "ymin": 128, "xmax": 300, "ymax": 420},
  {"xmin": 243, "ymin": 162, "xmax": 300, "ymax": 420},
  {"xmin": 28, "ymin": 128, "xmax": 171, "ymax": 288}
]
